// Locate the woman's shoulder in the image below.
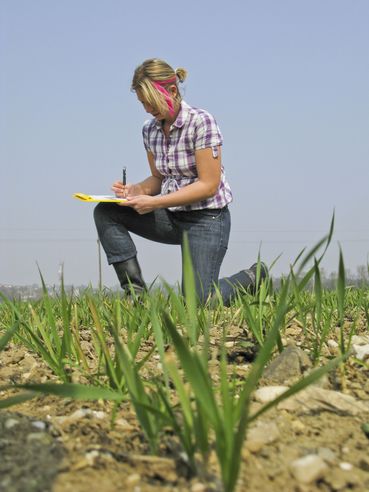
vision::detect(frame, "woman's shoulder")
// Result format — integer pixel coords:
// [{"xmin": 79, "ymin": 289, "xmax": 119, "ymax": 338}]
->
[
  {"xmin": 182, "ymin": 103, "xmax": 220, "ymax": 134},
  {"xmin": 142, "ymin": 118, "xmax": 158, "ymax": 140},
  {"xmin": 142, "ymin": 118, "xmax": 156, "ymax": 131}
]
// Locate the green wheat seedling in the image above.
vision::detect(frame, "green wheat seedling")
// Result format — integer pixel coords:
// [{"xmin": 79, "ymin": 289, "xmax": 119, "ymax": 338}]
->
[
  {"xmin": 337, "ymin": 246, "xmax": 347, "ymax": 355},
  {"xmin": 0, "ymin": 320, "xmax": 38, "ymax": 409},
  {"xmin": 230, "ymin": 259, "xmax": 272, "ymax": 345},
  {"xmin": 309, "ymin": 259, "xmax": 335, "ymax": 363},
  {"xmin": 156, "ymin": 277, "xmax": 344, "ymax": 492},
  {"xmin": 109, "ymin": 325, "xmax": 167, "ymax": 452},
  {"xmin": 87, "ymin": 295, "xmax": 129, "ymax": 392},
  {"xmin": 0, "ymin": 290, "xmax": 72, "ymax": 382},
  {"xmin": 143, "ymin": 228, "xmax": 341, "ymax": 492}
]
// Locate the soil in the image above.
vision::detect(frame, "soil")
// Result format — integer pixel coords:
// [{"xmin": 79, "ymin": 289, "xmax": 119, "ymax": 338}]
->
[{"xmin": 1, "ymin": 321, "xmax": 369, "ymax": 492}]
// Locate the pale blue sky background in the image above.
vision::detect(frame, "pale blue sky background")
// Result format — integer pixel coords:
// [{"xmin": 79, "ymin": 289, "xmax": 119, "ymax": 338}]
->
[{"xmin": 1, "ymin": 0, "xmax": 368, "ymax": 287}]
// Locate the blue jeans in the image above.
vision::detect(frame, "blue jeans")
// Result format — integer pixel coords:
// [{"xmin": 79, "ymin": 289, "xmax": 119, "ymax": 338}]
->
[{"xmin": 94, "ymin": 203, "xmax": 247, "ymax": 305}]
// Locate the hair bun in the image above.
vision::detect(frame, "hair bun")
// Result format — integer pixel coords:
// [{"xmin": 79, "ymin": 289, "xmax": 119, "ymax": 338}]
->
[{"xmin": 175, "ymin": 67, "xmax": 188, "ymax": 83}]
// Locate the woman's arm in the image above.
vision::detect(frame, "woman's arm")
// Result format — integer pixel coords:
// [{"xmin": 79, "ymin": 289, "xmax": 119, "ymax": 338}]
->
[{"xmin": 126, "ymin": 147, "xmax": 222, "ymax": 214}]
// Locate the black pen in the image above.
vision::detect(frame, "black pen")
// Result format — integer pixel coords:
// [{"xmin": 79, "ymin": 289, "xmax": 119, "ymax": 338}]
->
[{"xmin": 122, "ymin": 167, "xmax": 127, "ymax": 186}]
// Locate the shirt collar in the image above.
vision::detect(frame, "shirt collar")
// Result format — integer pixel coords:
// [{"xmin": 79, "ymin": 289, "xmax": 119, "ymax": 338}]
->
[{"xmin": 154, "ymin": 100, "xmax": 190, "ymax": 130}]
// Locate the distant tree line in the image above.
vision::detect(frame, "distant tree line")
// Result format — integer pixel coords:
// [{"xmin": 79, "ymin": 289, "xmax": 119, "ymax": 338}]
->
[{"xmin": 1, "ymin": 265, "xmax": 368, "ymax": 302}]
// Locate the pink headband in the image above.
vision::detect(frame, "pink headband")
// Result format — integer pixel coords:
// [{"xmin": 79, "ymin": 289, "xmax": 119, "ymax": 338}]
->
[{"xmin": 151, "ymin": 76, "xmax": 177, "ymax": 116}]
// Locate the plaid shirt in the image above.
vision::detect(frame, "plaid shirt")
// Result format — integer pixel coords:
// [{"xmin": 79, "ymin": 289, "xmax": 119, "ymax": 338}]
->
[{"xmin": 142, "ymin": 101, "xmax": 233, "ymax": 212}]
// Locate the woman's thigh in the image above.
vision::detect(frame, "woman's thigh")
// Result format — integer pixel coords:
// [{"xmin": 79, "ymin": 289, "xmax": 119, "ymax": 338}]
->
[{"xmin": 94, "ymin": 203, "xmax": 181, "ymax": 245}]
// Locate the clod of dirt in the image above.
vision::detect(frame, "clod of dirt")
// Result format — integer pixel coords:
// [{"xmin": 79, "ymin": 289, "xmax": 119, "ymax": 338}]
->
[
  {"xmin": 245, "ymin": 421, "xmax": 280, "ymax": 453},
  {"xmin": 278, "ymin": 386, "xmax": 369, "ymax": 416},
  {"xmin": 0, "ymin": 412, "xmax": 65, "ymax": 492},
  {"xmin": 262, "ymin": 344, "xmax": 312, "ymax": 384},
  {"xmin": 289, "ymin": 454, "xmax": 328, "ymax": 484}
]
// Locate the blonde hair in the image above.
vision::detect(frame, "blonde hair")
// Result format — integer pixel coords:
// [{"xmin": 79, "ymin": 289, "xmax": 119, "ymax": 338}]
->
[{"xmin": 131, "ymin": 58, "xmax": 187, "ymax": 114}]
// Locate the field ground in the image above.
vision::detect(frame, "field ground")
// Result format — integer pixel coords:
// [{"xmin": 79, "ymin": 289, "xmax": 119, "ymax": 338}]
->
[{"xmin": 1, "ymin": 316, "xmax": 369, "ymax": 492}]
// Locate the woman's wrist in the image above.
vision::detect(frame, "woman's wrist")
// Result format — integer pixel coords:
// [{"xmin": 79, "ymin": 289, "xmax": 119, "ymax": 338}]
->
[{"xmin": 152, "ymin": 195, "xmax": 164, "ymax": 209}]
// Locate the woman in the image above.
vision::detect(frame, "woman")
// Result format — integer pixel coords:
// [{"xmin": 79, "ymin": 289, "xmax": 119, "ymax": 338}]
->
[{"xmin": 94, "ymin": 58, "xmax": 266, "ymax": 305}]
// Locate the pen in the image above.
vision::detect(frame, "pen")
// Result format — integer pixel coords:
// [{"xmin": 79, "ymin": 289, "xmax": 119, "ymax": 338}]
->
[{"xmin": 122, "ymin": 167, "xmax": 127, "ymax": 186}]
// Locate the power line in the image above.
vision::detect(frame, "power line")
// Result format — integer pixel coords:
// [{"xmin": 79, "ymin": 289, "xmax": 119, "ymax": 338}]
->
[
  {"xmin": 1, "ymin": 238, "xmax": 369, "ymax": 244},
  {"xmin": 1, "ymin": 227, "xmax": 369, "ymax": 234}
]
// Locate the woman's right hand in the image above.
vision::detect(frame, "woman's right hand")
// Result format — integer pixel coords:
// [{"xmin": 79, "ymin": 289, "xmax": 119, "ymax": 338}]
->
[{"xmin": 112, "ymin": 181, "xmax": 138, "ymax": 198}]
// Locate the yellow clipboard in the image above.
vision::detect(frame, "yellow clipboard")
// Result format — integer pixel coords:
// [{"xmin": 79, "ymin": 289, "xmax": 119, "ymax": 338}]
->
[{"xmin": 73, "ymin": 193, "xmax": 127, "ymax": 203}]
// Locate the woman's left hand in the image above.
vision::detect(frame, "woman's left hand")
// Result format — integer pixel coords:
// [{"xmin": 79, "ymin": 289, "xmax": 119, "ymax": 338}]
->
[{"xmin": 125, "ymin": 195, "xmax": 159, "ymax": 214}]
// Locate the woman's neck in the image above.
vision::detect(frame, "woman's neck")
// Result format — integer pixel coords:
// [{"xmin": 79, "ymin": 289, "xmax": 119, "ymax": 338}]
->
[{"xmin": 164, "ymin": 101, "xmax": 181, "ymax": 126}]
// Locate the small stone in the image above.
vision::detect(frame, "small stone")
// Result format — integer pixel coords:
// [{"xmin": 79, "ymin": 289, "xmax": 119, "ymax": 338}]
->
[
  {"xmin": 278, "ymin": 386, "xmax": 369, "ymax": 415},
  {"xmin": 352, "ymin": 344, "xmax": 369, "ymax": 361},
  {"xmin": 339, "ymin": 462, "xmax": 353, "ymax": 471},
  {"xmin": 254, "ymin": 386, "xmax": 289, "ymax": 403},
  {"xmin": 21, "ymin": 354, "xmax": 38, "ymax": 371},
  {"xmin": 290, "ymin": 454, "xmax": 328, "ymax": 484},
  {"xmin": 115, "ymin": 418, "xmax": 133, "ymax": 430},
  {"xmin": 85, "ymin": 450, "xmax": 100, "ymax": 466},
  {"xmin": 32, "ymin": 421, "xmax": 46, "ymax": 430},
  {"xmin": 317, "ymin": 447, "xmax": 336, "ymax": 465},
  {"xmin": 327, "ymin": 339, "xmax": 339, "ymax": 349},
  {"xmin": 126, "ymin": 473, "xmax": 141, "ymax": 486},
  {"xmin": 246, "ymin": 421, "xmax": 280, "ymax": 453},
  {"xmin": 191, "ymin": 483, "xmax": 207, "ymax": 492},
  {"xmin": 291, "ymin": 420, "xmax": 306, "ymax": 434},
  {"xmin": 26, "ymin": 432, "xmax": 52, "ymax": 445},
  {"xmin": 70, "ymin": 408, "xmax": 90, "ymax": 420},
  {"xmin": 263, "ymin": 345, "xmax": 312, "ymax": 384},
  {"xmin": 21, "ymin": 372, "xmax": 32, "ymax": 381},
  {"xmin": 241, "ymin": 448, "xmax": 252, "ymax": 461},
  {"xmin": 4, "ymin": 418, "xmax": 19, "ymax": 429},
  {"xmin": 54, "ymin": 408, "xmax": 106, "ymax": 425},
  {"xmin": 351, "ymin": 335, "xmax": 369, "ymax": 345}
]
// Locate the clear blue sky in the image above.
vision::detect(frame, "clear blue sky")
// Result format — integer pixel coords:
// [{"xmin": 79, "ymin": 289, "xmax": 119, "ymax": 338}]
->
[{"xmin": 1, "ymin": 0, "xmax": 369, "ymax": 286}]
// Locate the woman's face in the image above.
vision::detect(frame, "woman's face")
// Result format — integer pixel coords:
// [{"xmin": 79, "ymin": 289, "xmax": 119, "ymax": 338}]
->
[{"xmin": 137, "ymin": 96, "xmax": 164, "ymax": 120}]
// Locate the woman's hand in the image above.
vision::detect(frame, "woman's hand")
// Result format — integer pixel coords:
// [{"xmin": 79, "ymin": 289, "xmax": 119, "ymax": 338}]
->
[
  {"xmin": 112, "ymin": 181, "xmax": 140, "ymax": 199},
  {"xmin": 125, "ymin": 195, "xmax": 159, "ymax": 214}
]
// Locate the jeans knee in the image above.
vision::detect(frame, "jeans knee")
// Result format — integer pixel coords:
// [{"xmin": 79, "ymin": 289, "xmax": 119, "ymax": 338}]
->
[{"xmin": 93, "ymin": 203, "xmax": 109, "ymax": 226}]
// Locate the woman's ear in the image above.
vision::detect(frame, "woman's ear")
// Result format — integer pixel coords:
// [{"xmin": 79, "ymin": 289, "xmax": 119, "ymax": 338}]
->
[{"xmin": 168, "ymin": 84, "xmax": 178, "ymax": 98}]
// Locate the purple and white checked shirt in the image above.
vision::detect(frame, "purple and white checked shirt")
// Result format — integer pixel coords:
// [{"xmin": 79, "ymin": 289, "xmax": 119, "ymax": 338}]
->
[{"xmin": 142, "ymin": 101, "xmax": 233, "ymax": 212}]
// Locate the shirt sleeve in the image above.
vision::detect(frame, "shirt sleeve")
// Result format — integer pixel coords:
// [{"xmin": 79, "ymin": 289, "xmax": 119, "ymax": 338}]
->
[
  {"xmin": 193, "ymin": 111, "xmax": 223, "ymax": 151},
  {"xmin": 142, "ymin": 121, "xmax": 151, "ymax": 152}
]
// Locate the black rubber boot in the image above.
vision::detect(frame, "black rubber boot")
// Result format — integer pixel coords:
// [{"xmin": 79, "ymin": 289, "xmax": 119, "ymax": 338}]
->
[
  {"xmin": 244, "ymin": 262, "xmax": 269, "ymax": 292},
  {"xmin": 113, "ymin": 257, "xmax": 146, "ymax": 295},
  {"xmin": 223, "ymin": 262, "xmax": 268, "ymax": 302},
  {"xmin": 210, "ymin": 262, "xmax": 269, "ymax": 308}
]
